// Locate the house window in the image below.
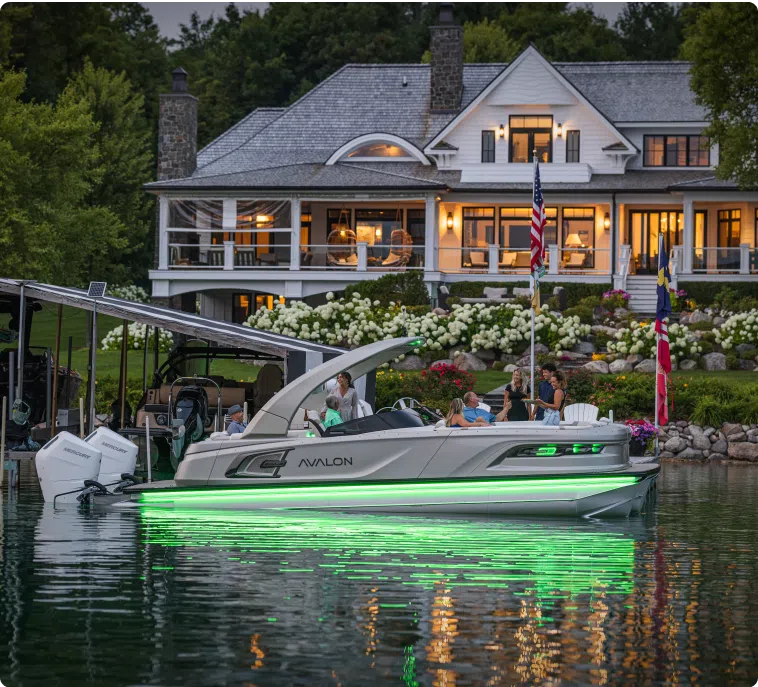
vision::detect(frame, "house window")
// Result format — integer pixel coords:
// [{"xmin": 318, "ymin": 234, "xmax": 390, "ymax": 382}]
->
[
  {"xmin": 406, "ymin": 209, "xmax": 426, "ymax": 245},
  {"xmin": 346, "ymin": 143, "xmax": 412, "ymax": 158},
  {"xmin": 718, "ymin": 209, "xmax": 741, "ymax": 247},
  {"xmin": 355, "ymin": 209, "xmax": 402, "ymax": 246},
  {"xmin": 565, "ymin": 130, "xmax": 580, "ymax": 163},
  {"xmin": 562, "ymin": 207, "xmax": 595, "ymax": 268},
  {"xmin": 462, "ymin": 207, "xmax": 495, "ymax": 268},
  {"xmin": 499, "ymin": 207, "xmax": 558, "ymax": 249},
  {"xmin": 481, "ymin": 130, "xmax": 495, "ymax": 163},
  {"xmin": 300, "ymin": 212, "xmax": 312, "ymax": 246},
  {"xmin": 509, "ymin": 116, "xmax": 552, "ymax": 163},
  {"xmin": 327, "ymin": 208, "xmax": 352, "ymax": 236},
  {"xmin": 643, "ymin": 135, "xmax": 710, "ymax": 167}
]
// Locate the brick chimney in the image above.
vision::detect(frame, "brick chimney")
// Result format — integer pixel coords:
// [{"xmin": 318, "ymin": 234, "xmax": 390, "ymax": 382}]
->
[
  {"xmin": 158, "ymin": 68, "xmax": 197, "ymax": 180},
  {"xmin": 429, "ymin": 3, "xmax": 463, "ymax": 112}
]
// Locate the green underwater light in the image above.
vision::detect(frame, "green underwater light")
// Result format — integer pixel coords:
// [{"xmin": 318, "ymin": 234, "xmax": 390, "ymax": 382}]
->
[{"xmin": 137, "ymin": 474, "xmax": 638, "ymax": 507}]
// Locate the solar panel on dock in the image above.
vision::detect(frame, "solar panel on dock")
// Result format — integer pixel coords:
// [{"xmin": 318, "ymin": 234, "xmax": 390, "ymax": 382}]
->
[{"xmin": 87, "ymin": 282, "xmax": 107, "ymax": 299}]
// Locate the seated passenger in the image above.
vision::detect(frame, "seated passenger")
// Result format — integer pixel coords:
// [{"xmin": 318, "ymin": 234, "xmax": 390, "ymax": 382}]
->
[
  {"xmin": 323, "ymin": 395, "xmax": 344, "ymax": 429},
  {"xmin": 226, "ymin": 404, "xmax": 247, "ymax": 434},
  {"xmin": 461, "ymin": 391, "xmax": 509, "ymax": 424},
  {"xmin": 446, "ymin": 398, "xmax": 488, "ymax": 428}
]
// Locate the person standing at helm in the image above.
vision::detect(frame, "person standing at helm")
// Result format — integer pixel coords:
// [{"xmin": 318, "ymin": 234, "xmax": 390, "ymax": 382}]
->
[{"xmin": 328, "ymin": 370, "xmax": 359, "ymax": 422}]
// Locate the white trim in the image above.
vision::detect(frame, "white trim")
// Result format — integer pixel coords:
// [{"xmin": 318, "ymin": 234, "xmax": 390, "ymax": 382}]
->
[
  {"xmin": 423, "ymin": 45, "xmax": 638, "ymax": 156},
  {"xmin": 326, "ymin": 133, "xmax": 430, "ymax": 166},
  {"xmin": 615, "ymin": 121, "xmax": 710, "ymax": 128}
]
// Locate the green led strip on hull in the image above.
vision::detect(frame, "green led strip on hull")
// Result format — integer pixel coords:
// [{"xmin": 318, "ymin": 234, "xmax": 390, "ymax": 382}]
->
[{"xmin": 137, "ymin": 474, "xmax": 641, "ymax": 508}]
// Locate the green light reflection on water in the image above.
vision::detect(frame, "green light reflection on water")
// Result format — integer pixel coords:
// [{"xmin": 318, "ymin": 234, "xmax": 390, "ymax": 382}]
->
[{"xmin": 138, "ymin": 508, "xmax": 635, "ymax": 599}]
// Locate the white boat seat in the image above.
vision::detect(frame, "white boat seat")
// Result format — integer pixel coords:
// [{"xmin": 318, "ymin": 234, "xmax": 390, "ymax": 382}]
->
[
  {"xmin": 434, "ymin": 419, "xmax": 446, "ymax": 429},
  {"xmin": 563, "ymin": 403, "xmax": 599, "ymax": 423}
]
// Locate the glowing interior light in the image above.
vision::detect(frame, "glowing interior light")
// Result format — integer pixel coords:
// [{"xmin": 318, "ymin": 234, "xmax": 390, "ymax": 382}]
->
[
  {"xmin": 536, "ymin": 446, "xmax": 558, "ymax": 456},
  {"xmin": 137, "ymin": 475, "xmax": 639, "ymax": 507}
]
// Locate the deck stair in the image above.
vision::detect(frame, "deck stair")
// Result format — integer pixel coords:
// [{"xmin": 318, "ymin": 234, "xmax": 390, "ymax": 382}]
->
[{"xmin": 626, "ymin": 276, "xmax": 658, "ymax": 314}]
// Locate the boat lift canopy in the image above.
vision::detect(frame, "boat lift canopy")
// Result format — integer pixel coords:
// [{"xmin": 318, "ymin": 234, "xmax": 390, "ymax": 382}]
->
[{"xmin": 0, "ymin": 279, "xmax": 343, "ymax": 379}]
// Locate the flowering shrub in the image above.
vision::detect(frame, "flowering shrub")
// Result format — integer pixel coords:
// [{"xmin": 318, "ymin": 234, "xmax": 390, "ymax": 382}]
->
[
  {"xmin": 607, "ymin": 321, "xmax": 700, "ymax": 360},
  {"xmin": 109, "ymin": 285, "xmax": 150, "ymax": 303},
  {"xmin": 714, "ymin": 310, "xmax": 758, "ymax": 350},
  {"xmin": 602, "ymin": 289, "xmax": 630, "ymax": 310},
  {"xmin": 625, "ymin": 418, "xmax": 658, "ymax": 443},
  {"xmin": 101, "ymin": 322, "xmax": 174, "ymax": 352},
  {"xmin": 669, "ymin": 289, "xmax": 695, "ymax": 312},
  {"xmin": 422, "ymin": 362, "xmax": 475, "ymax": 398},
  {"xmin": 245, "ymin": 293, "xmax": 590, "ymax": 355},
  {"xmin": 374, "ymin": 365, "xmax": 473, "ymax": 410}
]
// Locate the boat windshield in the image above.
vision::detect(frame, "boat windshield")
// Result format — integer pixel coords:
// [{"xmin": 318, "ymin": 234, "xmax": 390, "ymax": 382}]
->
[{"xmin": 323, "ymin": 409, "xmax": 425, "ymax": 437}]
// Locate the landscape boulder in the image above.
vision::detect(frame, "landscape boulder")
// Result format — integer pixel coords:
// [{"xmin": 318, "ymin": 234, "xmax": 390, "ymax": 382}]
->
[
  {"xmin": 392, "ymin": 355, "xmax": 426, "ymax": 371},
  {"xmin": 573, "ymin": 341, "xmax": 596, "ymax": 355},
  {"xmin": 591, "ymin": 325, "xmax": 618, "ymax": 337},
  {"xmin": 453, "ymin": 352, "xmax": 487, "ymax": 372},
  {"xmin": 533, "ymin": 343, "xmax": 550, "ymax": 355},
  {"xmin": 614, "ymin": 307, "xmax": 629, "ymax": 319},
  {"xmin": 609, "ymin": 359, "xmax": 633, "ymax": 374},
  {"xmin": 692, "ymin": 435, "xmax": 711, "ymax": 451},
  {"xmin": 679, "ymin": 359, "xmax": 698, "ymax": 370},
  {"xmin": 626, "ymin": 354, "xmax": 644, "ymax": 364},
  {"xmin": 735, "ymin": 343, "xmax": 757, "ymax": 355},
  {"xmin": 474, "ymin": 348, "xmax": 498, "ymax": 362},
  {"xmin": 722, "ymin": 423, "xmax": 744, "ymax": 437},
  {"xmin": 634, "ymin": 359, "xmax": 657, "ymax": 373},
  {"xmin": 688, "ymin": 310, "xmax": 712, "ymax": 324},
  {"xmin": 664, "ymin": 436, "xmax": 687, "ymax": 453},
  {"xmin": 432, "ymin": 307, "xmax": 448, "ymax": 317},
  {"xmin": 727, "ymin": 442, "xmax": 758, "ymax": 462},
  {"xmin": 582, "ymin": 360, "xmax": 610, "ymax": 374},
  {"xmin": 711, "ymin": 438, "xmax": 727, "ymax": 454},
  {"xmin": 678, "ymin": 447, "xmax": 704, "ymax": 460},
  {"xmin": 702, "ymin": 352, "xmax": 727, "ymax": 371},
  {"xmin": 737, "ymin": 359, "xmax": 756, "ymax": 371},
  {"xmin": 713, "ymin": 316, "xmax": 726, "ymax": 326},
  {"xmin": 503, "ymin": 364, "xmax": 517, "ymax": 372}
]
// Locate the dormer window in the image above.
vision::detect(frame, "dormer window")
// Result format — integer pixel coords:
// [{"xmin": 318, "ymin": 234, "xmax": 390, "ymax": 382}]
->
[
  {"xmin": 509, "ymin": 116, "xmax": 553, "ymax": 163},
  {"xmin": 346, "ymin": 143, "xmax": 413, "ymax": 159},
  {"xmin": 643, "ymin": 135, "xmax": 710, "ymax": 167}
]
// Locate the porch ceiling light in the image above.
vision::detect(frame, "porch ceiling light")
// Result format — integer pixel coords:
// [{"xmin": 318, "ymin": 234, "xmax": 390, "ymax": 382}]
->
[
  {"xmin": 556, "ymin": 122, "xmax": 563, "ymax": 138},
  {"xmin": 446, "ymin": 212, "xmax": 454, "ymax": 231},
  {"xmin": 603, "ymin": 212, "xmax": 611, "ymax": 230},
  {"xmin": 498, "ymin": 124, "xmax": 505, "ymax": 138}
]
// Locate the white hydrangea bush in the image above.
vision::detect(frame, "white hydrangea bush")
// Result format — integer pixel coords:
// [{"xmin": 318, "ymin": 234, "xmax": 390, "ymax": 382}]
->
[
  {"xmin": 101, "ymin": 322, "xmax": 174, "ymax": 352},
  {"xmin": 245, "ymin": 293, "xmax": 590, "ymax": 355},
  {"xmin": 607, "ymin": 320, "xmax": 700, "ymax": 360},
  {"xmin": 715, "ymin": 310, "xmax": 758, "ymax": 350},
  {"xmin": 108, "ymin": 285, "xmax": 150, "ymax": 303}
]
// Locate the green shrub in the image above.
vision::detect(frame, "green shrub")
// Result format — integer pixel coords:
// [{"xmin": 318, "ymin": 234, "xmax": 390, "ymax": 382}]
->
[
  {"xmin": 565, "ymin": 368, "xmax": 596, "ymax": 403},
  {"xmin": 344, "ymin": 272, "xmax": 430, "ymax": 307},
  {"xmin": 690, "ymin": 397, "xmax": 727, "ymax": 427},
  {"xmin": 491, "ymin": 360, "xmax": 505, "ymax": 371},
  {"xmin": 78, "ymin": 375, "xmax": 145, "ymax": 415},
  {"xmin": 697, "ymin": 339, "xmax": 714, "ymax": 354},
  {"xmin": 726, "ymin": 353, "xmax": 739, "ymax": 370},
  {"xmin": 563, "ymin": 305, "xmax": 594, "ymax": 324},
  {"xmin": 739, "ymin": 347, "xmax": 757, "ymax": 359},
  {"xmin": 447, "ymin": 281, "xmax": 609, "ymax": 308},
  {"xmin": 699, "ymin": 331, "xmax": 717, "ymax": 343},
  {"xmin": 688, "ymin": 320, "xmax": 715, "ymax": 331},
  {"xmin": 594, "ymin": 331, "xmax": 612, "ymax": 350},
  {"xmin": 679, "ymin": 282, "xmax": 758, "ymax": 310}
]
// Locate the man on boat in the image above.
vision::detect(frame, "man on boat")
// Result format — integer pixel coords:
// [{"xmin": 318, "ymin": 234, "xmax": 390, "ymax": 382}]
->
[
  {"xmin": 462, "ymin": 391, "xmax": 508, "ymax": 424},
  {"xmin": 532, "ymin": 363, "xmax": 557, "ymax": 422},
  {"xmin": 227, "ymin": 404, "xmax": 247, "ymax": 434}
]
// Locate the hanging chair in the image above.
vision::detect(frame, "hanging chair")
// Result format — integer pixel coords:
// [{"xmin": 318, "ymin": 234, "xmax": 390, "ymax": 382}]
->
[
  {"xmin": 381, "ymin": 217, "xmax": 413, "ymax": 268},
  {"xmin": 327, "ymin": 208, "xmax": 358, "ymax": 267}
]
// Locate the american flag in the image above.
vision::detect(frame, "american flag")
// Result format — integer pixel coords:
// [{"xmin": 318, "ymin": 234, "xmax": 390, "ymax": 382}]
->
[
  {"xmin": 655, "ymin": 237, "xmax": 672, "ymax": 425},
  {"xmin": 531, "ymin": 161, "xmax": 546, "ymax": 274}
]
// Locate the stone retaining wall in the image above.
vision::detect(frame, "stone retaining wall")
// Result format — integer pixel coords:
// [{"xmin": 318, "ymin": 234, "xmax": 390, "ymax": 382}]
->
[{"xmin": 658, "ymin": 421, "xmax": 758, "ymax": 462}]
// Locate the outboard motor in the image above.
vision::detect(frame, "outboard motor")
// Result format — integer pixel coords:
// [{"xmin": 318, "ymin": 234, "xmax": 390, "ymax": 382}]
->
[
  {"xmin": 85, "ymin": 426, "xmax": 138, "ymax": 487},
  {"xmin": 36, "ymin": 431, "xmax": 102, "ymax": 504},
  {"xmin": 170, "ymin": 385, "xmax": 209, "ymax": 466}
]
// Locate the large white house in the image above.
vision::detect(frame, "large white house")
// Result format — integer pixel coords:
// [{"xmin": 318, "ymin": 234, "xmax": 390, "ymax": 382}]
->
[{"xmin": 146, "ymin": 7, "xmax": 758, "ymax": 318}]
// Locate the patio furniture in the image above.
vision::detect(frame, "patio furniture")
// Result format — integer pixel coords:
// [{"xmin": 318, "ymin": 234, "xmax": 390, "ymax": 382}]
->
[
  {"xmin": 564, "ymin": 252, "xmax": 587, "ymax": 269},
  {"xmin": 257, "ymin": 252, "xmax": 279, "ymax": 267},
  {"xmin": 563, "ymin": 403, "xmax": 599, "ymax": 423},
  {"xmin": 499, "ymin": 251, "xmax": 517, "ymax": 268},
  {"xmin": 381, "ymin": 230, "xmax": 413, "ymax": 268},
  {"xmin": 468, "ymin": 251, "xmax": 488, "ymax": 269},
  {"xmin": 235, "ymin": 248, "xmax": 256, "ymax": 267}
]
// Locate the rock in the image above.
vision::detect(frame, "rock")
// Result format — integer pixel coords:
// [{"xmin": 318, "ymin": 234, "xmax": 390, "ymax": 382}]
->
[
  {"xmin": 573, "ymin": 341, "xmax": 596, "ymax": 355},
  {"xmin": 474, "ymin": 349, "xmax": 497, "ymax": 362},
  {"xmin": 609, "ymin": 359, "xmax": 633, "ymax": 374},
  {"xmin": 614, "ymin": 307, "xmax": 629, "ymax": 318},
  {"xmin": 533, "ymin": 343, "xmax": 550, "ymax": 355},
  {"xmin": 516, "ymin": 355, "xmax": 532, "ymax": 368},
  {"xmin": 679, "ymin": 359, "xmax": 698, "ymax": 370},
  {"xmin": 713, "ymin": 316, "xmax": 725, "ymax": 326},
  {"xmin": 659, "ymin": 451, "xmax": 675, "ymax": 459},
  {"xmin": 582, "ymin": 360, "xmax": 610, "ymax": 374},
  {"xmin": 738, "ymin": 359, "xmax": 757, "ymax": 371},
  {"xmin": 504, "ymin": 364, "xmax": 517, "ymax": 372},
  {"xmin": 702, "ymin": 352, "xmax": 727, "ymax": 371},
  {"xmin": 722, "ymin": 423, "xmax": 744, "ymax": 437},
  {"xmin": 670, "ymin": 359, "xmax": 678, "ymax": 371},
  {"xmin": 592, "ymin": 306, "xmax": 609, "ymax": 322},
  {"xmin": 679, "ymin": 313, "xmax": 690, "ymax": 325},
  {"xmin": 692, "ymin": 435, "xmax": 711, "ymax": 451},
  {"xmin": 735, "ymin": 343, "xmax": 757, "ymax": 354},
  {"xmin": 500, "ymin": 354, "xmax": 519, "ymax": 364},
  {"xmin": 657, "ymin": 432, "xmax": 670, "ymax": 443},
  {"xmin": 634, "ymin": 359, "xmax": 657, "ymax": 374},
  {"xmin": 664, "ymin": 436, "xmax": 687, "ymax": 453},
  {"xmin": 708, "ymin": 452, "xmax": 727, "ymax": 461},
  {"xmin": 747, "ymin": 428, "xmax": 758, "ymax": 438},
  {"xmin": 689, "ymin": 424, "xmax": 704, "ymax": 436},
  {"xmin": 677, "ymin": 420, "xmax": 689, "ymax": 428},
  {"xmin": 704, "ymin": 427, "xmax": 716, "ymax": 438},
  {"xmin": 626, "ymin": 354, "xmax": 644, "ymax": 364},
  {"xmin": 678, "ymin": 447, "xmax": 704, "ymax": 460},
  {"xmin": 432, "ymin": 307, "xmax": 448, "ymax": 316},
  {"xmin": 591, "ymin": 325, "xmax": 618, "ymax": 337},
  {"xmin": 727, "ymin": 442, "xmax": 758, "ymax": 461},
  {"xmin": 453, "ymin": 352, "xmax": 487, "ymax": 372},
  {"xmin": 688, "ymin": 310, "xmax": 712, "ymax": 324},
  {"xmin": 728, "ymin": 432, "xmax": 747, "ymax": 443},
  {"xmin": 393, "ymin": 354, "xmax": 426, "ymax": 371},
  {"xmin": 558, "ymin": 351, "xmax": 589, "ymax": 361}
]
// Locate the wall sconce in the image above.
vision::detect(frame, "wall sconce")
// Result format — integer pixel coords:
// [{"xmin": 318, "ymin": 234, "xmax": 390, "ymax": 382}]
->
[
  {"xmin": 446, "ymin": 212, "xmax": 454, "ymax": 231},
  {"xmin": 375, "ymin": 228, "xmax": 382, "ymax": 238},
  {"xmin": 435, "ymin": 195, "xmax": 441, "ymax": 202},
  {"xmin": 556, "ymin": 122, "xmax": 563, "ymax": 138},
  {"xmin": 603, "ymin": 212, "xmax": 611, "ymax": 230},
  {"xmin": 498, "ymin": 124, "xmax": 505, "ymax": 139}
]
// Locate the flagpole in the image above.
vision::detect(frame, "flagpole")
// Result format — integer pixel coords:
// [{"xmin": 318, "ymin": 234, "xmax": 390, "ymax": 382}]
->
[
  {"xmin": 654, "ymin": 233, "xmax": 662, "ymax": 459},
  {"xmin": 530, "ymin": 150, "xmax": 537, "ymax": 403}
]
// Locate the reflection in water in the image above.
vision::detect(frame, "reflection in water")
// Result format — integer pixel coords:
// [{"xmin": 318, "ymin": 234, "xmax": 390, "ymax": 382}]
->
[{"xmin": 1, "ymin": 463, "xmax": 757, "ymax": 686}]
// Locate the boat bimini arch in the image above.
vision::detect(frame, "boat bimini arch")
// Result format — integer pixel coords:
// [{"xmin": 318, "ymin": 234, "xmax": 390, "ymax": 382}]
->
[{"xmin": 243, "ymin": 336, "xmax": 422, "ymax": 438}]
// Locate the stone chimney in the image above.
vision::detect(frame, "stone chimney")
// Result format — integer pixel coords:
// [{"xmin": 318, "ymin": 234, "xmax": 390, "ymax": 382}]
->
[
  {"xmin": 429, "ymin": 3, "xmax": 463, "ymax": 113},
  {"xmin": 158, "ymin": 67, "xmax": 197, "ymax": 180}
]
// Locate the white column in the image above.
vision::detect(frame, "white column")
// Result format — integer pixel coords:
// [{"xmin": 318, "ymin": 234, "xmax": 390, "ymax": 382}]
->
[
  {"xmin": 682, "ymin": 197, "xmax": 694, "ymax": 274},
  {"xmin": 158, "ymin": 196, "xmax": 169, "ymax": 270},
  {"xmin": 740, "ymin": 243, "xmax": 750, "ymax": 274},
  {"xmin": 223, "ymin": 241, "xmax": 234, "ymax": 270},
  {"xmin": 425, "ymin": 196, "xmax": 437, "ymax": 272},
  {"xmin": 357, "ymin": 242, "xmax": 368, "ymax": 271},
  {"xmin": 290, "ymin": 198, "xmax": 301, "ymax": 270},
  {"xmin": 488, "ymin": 244, "xmax": 499, "ymax": 274},
  {"xmin": 548, "ymin": 244, "xmax": 559, "ymax": 275}
]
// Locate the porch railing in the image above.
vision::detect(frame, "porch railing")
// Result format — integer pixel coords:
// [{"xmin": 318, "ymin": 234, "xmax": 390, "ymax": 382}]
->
[
  {"xmin": 168, "ymin": 242, "xmax": 291, "ymax": 269},
  {"xmin": 693, "ymin": 245, "xmax": 753, "ymax": 274}
]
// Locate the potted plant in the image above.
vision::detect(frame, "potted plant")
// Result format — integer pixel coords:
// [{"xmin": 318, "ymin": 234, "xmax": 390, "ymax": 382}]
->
[{"xmin": 624, "ymin": 419, "xmax": 658, "ymax": 457}]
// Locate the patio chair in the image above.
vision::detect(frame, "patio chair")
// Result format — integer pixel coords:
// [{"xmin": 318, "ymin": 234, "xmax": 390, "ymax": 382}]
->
[
  {"xmin": 468, "ymin": 251, "xmax": 488, "ymax": 269},
  {"xmin": 235, "ymin": 248, "xmax": 256, "ymax": 267},
  {"xmin": 499, "ymin": 251, "xmax": 517, "ymax": 268},
  {"xmin": 513, "ymin": 252, "xmax": 531, "ymax": 269},
  {"xmin": 564, "ymin": 252, "xmax": 587, "ymax": 269},
  {"xmin": 563, "ymin": 403, "xmax": 599, "ymax": 423}
]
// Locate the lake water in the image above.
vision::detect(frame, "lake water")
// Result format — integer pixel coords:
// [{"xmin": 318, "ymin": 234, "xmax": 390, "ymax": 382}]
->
[{"xmin": 1, "ymin": 462, "xmax": 757, "ymax": 686}]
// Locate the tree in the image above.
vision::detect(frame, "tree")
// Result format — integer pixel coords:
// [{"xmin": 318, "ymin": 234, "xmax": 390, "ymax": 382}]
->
[
  {"xmin": 682, "ymin": 3, "xmax": 758, "ymax": 188},
  {"xmin": 0, "ymin": 70, "xmax": 127, "ymax": 284},
  {"xmin": 615, "ymin": 2, "xmax": 705, "ymax": 61},
  {"xmin": 59, "ymin": 61, "xmax": 154, "ymax": 283}
]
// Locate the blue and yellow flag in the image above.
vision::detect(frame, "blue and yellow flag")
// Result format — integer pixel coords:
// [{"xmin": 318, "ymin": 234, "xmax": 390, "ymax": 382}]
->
[{"xmin": 656, "ymin": 238, "xmax": 672, "ymax": 323}]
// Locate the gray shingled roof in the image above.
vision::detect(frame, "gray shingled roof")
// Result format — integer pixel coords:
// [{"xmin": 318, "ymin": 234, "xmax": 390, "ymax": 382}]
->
[
  {"xmin": 667, "ymin": 175, "xmax": 743, "ymax": 190},
  {"xmin": 147, "ymin": 59, "xmax": 707, "ymax": 191}
]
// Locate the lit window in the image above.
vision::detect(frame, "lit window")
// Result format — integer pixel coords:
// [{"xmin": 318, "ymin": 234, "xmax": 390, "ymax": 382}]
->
[
  {"xmin": 509, "ymin": 115, "xmax": 552, "ymax": 163},
  {"xmin": 644, "ymin": 135, "xmax": 710, "ymax": 167},
  {"xmin": 346, "ymin": 143, "xmax": 413, "ymax": 158}
]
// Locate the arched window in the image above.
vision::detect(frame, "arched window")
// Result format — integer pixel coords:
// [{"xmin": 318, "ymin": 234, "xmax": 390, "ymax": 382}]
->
[
  {"xmin": 326, "ymin": 134, "xmax": 430, "ymax": 166},
  {"xmin": 346, "ymin": 143, "xmax": 414, "ymax": 159}
]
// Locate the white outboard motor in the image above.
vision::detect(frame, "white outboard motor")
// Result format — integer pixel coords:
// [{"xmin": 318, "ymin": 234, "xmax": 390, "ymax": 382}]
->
[
  {"xmin": 85, "ymin": 427, "xmax": 138, "ymax": 486},
  {"xmin": 36, "ymin": 432, "xmax": 102, "ymax": 504}
]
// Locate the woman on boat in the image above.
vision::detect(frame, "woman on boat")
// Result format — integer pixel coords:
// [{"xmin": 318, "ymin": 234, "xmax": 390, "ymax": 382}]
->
[
  {"xmin": 534, "ymin": 370, "xmax": 567, "ymax": 426},
  {"xmin": 327, "ymin": 370, "xmax": 359, "ymax": 422},
  {"xmin": 504, "ymin": 367, "xmax": 530, "ymax": 421},
  {"xmin": 322, "ymin": 395, "xmax": 344, "ymax": 428},
  {"xmin": 446, "ymin": 398, "xmax": 490, "ymax": 428}
]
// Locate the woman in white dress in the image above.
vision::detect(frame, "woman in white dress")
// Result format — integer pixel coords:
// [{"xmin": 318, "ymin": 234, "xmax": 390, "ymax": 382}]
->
[{"xmin": 327, "ymin": 370, "xmax": 359, "ymax": 422}]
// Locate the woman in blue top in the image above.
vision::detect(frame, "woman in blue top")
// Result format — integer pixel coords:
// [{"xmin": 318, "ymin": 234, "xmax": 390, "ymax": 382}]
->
[{"xmin": 535, "ymin": 371, "xmax": 567, "ymax": 426}]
